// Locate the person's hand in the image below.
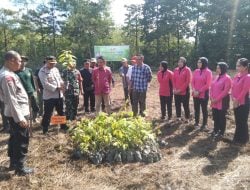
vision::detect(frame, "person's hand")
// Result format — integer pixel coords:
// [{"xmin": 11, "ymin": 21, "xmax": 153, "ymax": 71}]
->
[
  {"xmin": 233, "ymin": 99, "xmax": 239, "ymax": 108},
  {"xmin": 19, "ymin": 120, "xmax": 28, "ymax": 128},
  {"xmin": 211, "ymin": 98, "xmax": 218, "ymax": 103},
  {"xmin": 37, "ymin": 88, "xmax": 41, "ymax": 93},
  {"xmin": 57, "ymin": 86, "xmax": 63, "ymax": 91},
  {"xmin": 193, "ymin": 90, "xmax": 199, "ymax": 97},
  {"xmin": 80, "ymin": 90, "xmax": 84, "ymax": 95},
  {"xmin": 174, "ymin": 89, "xmax": 181, "ymax": 95}
]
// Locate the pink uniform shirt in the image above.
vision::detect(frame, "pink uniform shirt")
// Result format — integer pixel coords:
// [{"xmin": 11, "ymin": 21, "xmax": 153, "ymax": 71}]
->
[
  {"xmin": 173, "ymin": 66, "xmax": 191, "ymax": 95},
  {"xmin": 210, "ymin": 74, "xmax": 232, "ymax": 110},
  {"xmin": 92, "ymin": 67, "xmax": 112, "ymax": 95},
  {"xmin": 157, "ymin": 70, "xmax": 173, "ymax": 96},
  {"xmin": 192, "ymin": 68, "xmax": 212, "ymax": 98},
  {"xmin": 232, "ymin": 72, "xmax": 250, "ymax": 106}
]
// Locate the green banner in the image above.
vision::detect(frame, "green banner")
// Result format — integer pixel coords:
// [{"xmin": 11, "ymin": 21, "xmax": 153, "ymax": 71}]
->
[{"xmin": 94, "ymin": 45, "xmax": 130, "ymax": 61}]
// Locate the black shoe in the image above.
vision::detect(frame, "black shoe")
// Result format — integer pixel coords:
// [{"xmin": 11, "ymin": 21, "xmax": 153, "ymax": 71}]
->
[
  {"xmin": 161, "ymin": 116, "xmax": 165, "ymax": 120},
  {"xmin": 91, "ymin": 108, "xmax": 96, "ymax": 112},
  {"xmin": 15, "ymin": 167, "xmax": 34, "ymax": 176},
  {"xmin": 194, "ymin": 123, "xmax": 199, "ymax": 129},
  {"xmin": 213, "ymin": 133, "xmax": 223, "ymax": 141},
  {"xmin": 200, "ymin": 125, "xmax": 209, "ymax": 132},
  {"xmin": 140, "ymin": 112, "xmax": 146, "ymax": 117},
  {"xmin": 43, "ymin": 129, "xmax": 48, "ymax": 135},
  {"xmin": 210, "ymin": 131, "xmax": 216, "ymax": 137}
]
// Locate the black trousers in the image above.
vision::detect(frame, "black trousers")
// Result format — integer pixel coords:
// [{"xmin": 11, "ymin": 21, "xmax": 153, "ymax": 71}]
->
[
  {"xmin": 193, "ymin": 97, "xmax": 209, "ymax": 125},
  {"xmin": 233, "ymin": 103, "xmax": 249, "ymax": 144},
  {"xmin": 84, "ymin": 90, "xmax": 95, "ymax": 111},
  {"xmin": 124, "ymin": 87, "xmax": 129, "ymax": 101},
  {"xmin": 7, "ymin": 116, "xmax": 29, "ymax": 169},
  {"xmin": 130, "ymin": 89, "xmax": 134, "ymax": 105},
  {"xmin": 132, "ymin": 91, "xmax": 147, "ymax": 116},
  {"xmin": 212, "ymin": 108, "xmax": 226, "ymax": 135},
  {"xmin": 174, "ymin": 92, "xmax": 190, "ymax": 119},
  {"xmin": 41, "ymin": 98, "xmax": 67, "ymax": 133},
  {"xmin": 160, "ymin": 95, "xmax": 172, "ymax": 119}
]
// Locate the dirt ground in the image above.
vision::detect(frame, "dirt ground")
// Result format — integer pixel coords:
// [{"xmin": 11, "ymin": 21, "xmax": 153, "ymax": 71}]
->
[{"xmin": 0, "ymin": 73, "xmax": 249, "ymax": 190}]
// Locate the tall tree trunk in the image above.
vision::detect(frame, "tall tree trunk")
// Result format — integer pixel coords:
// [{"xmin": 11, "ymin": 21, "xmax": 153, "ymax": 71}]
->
[
  {"xmin": 52, "ymin": 0, "xmax": 56, "ymax": 55},
  {"xmin": 176, "ymin": 4, "xmax": 180, "ymax": 58},
  {"xmin": 3, "ymin": 27, "xmax": 7, "ymax": 52},
  {"xmin": 194, "ymin": 5, "xmax": 200, "ymax": 52},
  {"xmin": 135, "ymin": 15, "xmax": 138, "ymax": 54}
]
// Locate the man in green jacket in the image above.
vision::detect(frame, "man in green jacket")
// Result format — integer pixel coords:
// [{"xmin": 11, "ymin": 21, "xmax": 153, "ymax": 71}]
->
[{"xmin": 15, "ymin": 56, "xmax": 39, "ymax": 122}]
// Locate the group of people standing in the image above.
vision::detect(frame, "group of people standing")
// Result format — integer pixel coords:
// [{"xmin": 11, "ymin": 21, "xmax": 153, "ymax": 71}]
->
[
  {"xmin": 0, "ymin": 49, "xmax": 249, "ymax": 176},
  {"xmin": 156, "ymin": 56, "xmax": 250, "ymax": 145}
]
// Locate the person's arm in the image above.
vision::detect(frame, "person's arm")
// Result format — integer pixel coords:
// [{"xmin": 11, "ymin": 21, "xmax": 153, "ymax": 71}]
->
[
  {"xmin": 172, "ymin": 70, "xmax": 176, "ymax": 90},
  {"xmin": 234, "ymin": 75, "xmax": 250, "ymax": 103},
  {"xmin": 157, "ymin": 71, "xmax": 161, "ymax": 83},
  {"xmin": 169, "ymin": 71, "xmax": 174, "ymax": 96},
  {"xmin": 1, "ymin": 76, "xmax": 27, "ymax": 126},
  {"xmin": 129, "ymin": 67, "xmax": 134, "ymax": 90},
  {"xmin": 179, "ymin": 68, "xmax": 191, "ymax": 92},
  {"xmin": 77, "ymin": 70, "xmax": 83, "ymax": 95},
  {"xmin": 92, "ymin": 69, "xmax": 96, "ymax": 85},
  {"xmin": 33, "ymin": 69, "xmax": 41, "ymax": 93},
  {"xmin": 29, "ymin": 69, "xmax": 36, "ymax": 92},
  {"xmin": 38, "ymin": 69, "xmax": 58, "ymax": 92},
  {"xmin": 199, "ymin": 70, "xmax": 212, "ymax": 93},
  {"xmin": 119, "ymin": 67, "xmax": 123, "ymax": 77},
  {"xmin": 191, "ymin": 70, "xmax": 196, "ymax": 90},
  {"xmin": 147, "ymin": 65, "xmax": 152, "ymax": 83},
  {"xmin": 215, "ymin": 77, "xmax": 232, "ymax": 102}
]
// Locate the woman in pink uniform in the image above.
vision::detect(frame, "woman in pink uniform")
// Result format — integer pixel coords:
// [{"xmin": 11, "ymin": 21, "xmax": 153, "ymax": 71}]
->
[
  {"xmin": 192, "ymin": 57, "xmax": 212, "ymax": 130},
  {"xmin": 173, "ymin": 57, "xmax": 191, "ymax": 120},
  {"xmin": 232, "ymin": 58, "xmax": 250, "ymax": 145},
  {"xmin": 210, "ymin": 62, "xmax": 231, "ymax": 140},
  {"xmin": 157, "ymin": 61, "xmax": 173, "ymax": 120}
]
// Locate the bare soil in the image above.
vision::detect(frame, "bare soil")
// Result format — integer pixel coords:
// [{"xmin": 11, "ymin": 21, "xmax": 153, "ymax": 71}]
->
[{"xmin": 0, "ymin": 73, "xmax": 249, "ymax": 190}]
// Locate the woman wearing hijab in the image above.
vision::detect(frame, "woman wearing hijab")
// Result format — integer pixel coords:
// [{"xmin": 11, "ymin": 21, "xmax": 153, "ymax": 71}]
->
[
  {"xmin": 157, "ymin": 61, "xmax": 173, "ymax": 120},
  {"xmin": 173, "ymin": 57, "xmax": 192, "ymax": 121},
  {"xmin": 192, "ymin": 57, "xmax": 212, "ymax": 130},
  {"xmin": 232, "ymin": 58, "xmax": 250, "ymax": 145},
  {"xmin": 210, "ymin": 62, "xmax": 231, "ymax": 140}
]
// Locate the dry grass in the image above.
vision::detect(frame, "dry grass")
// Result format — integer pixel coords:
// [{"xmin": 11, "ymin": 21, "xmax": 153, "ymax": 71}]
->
[{"xmin": 0, "ymin": 73, "xmax": 249, "ymax": 190}]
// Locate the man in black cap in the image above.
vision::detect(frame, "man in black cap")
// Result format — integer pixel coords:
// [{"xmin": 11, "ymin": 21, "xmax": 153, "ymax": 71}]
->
[
  {"xmin": 38, "ymin": 56, "xmax": 68, "ymax": 134},
  {"xmin": 15, "ymin": 56, "xmax": 39, "ymax": 122}
]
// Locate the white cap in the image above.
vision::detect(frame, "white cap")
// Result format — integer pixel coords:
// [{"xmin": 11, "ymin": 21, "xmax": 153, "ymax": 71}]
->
[
  {"xmin": 91, "ymin": 58, "xmax": 97, "ymax": 63},
  {"xmin": 121, "ymin": 58, "xmax": 127, "ymax": 62}
]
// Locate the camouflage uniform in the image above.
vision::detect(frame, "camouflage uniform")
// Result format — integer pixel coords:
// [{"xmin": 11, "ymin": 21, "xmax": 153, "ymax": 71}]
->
[{"xmin": 62, "ymin": 69, "xmax": 82, "ymax": 120}]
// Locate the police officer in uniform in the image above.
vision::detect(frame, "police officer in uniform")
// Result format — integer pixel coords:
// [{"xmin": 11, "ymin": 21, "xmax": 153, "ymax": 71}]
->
[
  {"xmin": 38, "ymin": 56, "xmax": 68, "ymax": 134},
  {"xmin": 0, "ymin": 50, "xmax": 34, "ymax": 175}
]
